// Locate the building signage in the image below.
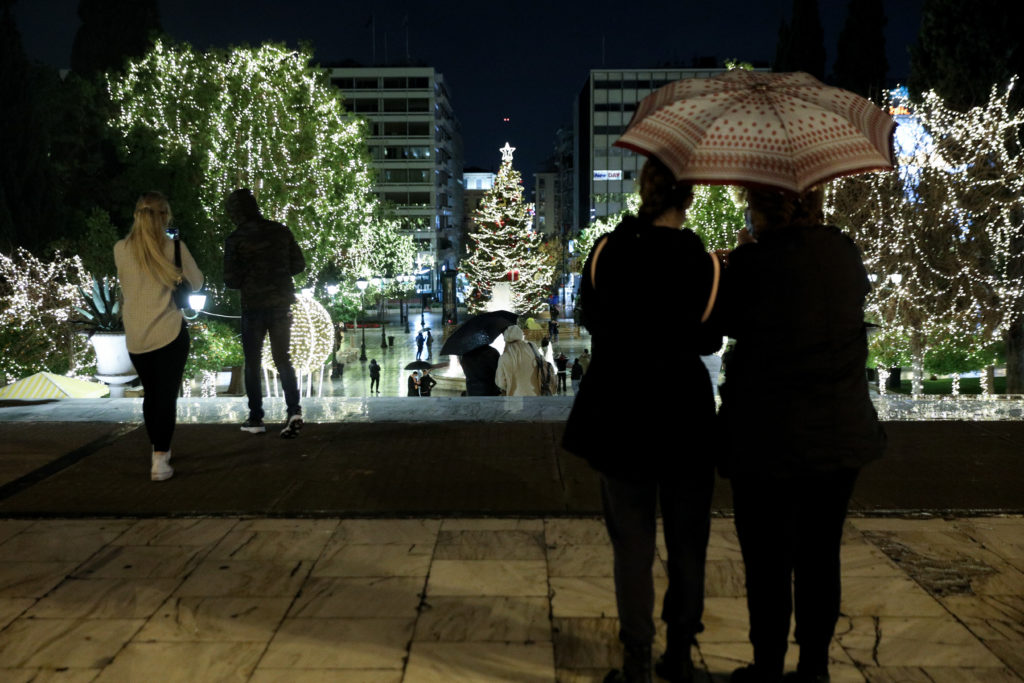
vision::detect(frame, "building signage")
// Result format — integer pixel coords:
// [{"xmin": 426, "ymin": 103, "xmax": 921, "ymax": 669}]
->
[{"xmin": 593, "ymin": 170, "xmax": 623, "ymax": 181}]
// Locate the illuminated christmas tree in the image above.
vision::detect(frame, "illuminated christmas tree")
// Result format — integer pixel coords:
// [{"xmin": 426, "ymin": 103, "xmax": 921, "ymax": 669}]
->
[{"xmin": 462, "ymin": 143, "xmax": 553, "ymax": 314}]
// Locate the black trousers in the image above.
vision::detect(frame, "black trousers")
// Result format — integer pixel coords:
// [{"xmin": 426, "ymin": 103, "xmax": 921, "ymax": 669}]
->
[
  {"xmin": 601, "ymin": 463, "xmax": 715, "ymax": 648},
  {"xmin": 370, "ymin": 376, "xmax": 380, "ymax": 392},
  {"xmin": 128, "ymin": 324, "xmax": 189, "ymax": 452},
  {"xmin": 241, "ymin": 307, "xmax": 301, "ymax": 420},
  {"xmin": 731, "ymin": 467, "xmax": 859, "ymax": 677}
]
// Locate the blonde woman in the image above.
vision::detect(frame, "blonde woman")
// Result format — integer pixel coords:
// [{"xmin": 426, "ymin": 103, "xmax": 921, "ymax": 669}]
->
[{"xmin": 114, "ymin": 191, "xmax": 203, "ymax": 481}]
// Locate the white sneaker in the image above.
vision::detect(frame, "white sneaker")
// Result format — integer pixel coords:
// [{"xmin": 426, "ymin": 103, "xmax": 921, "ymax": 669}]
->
[{"xmin": 151, "ymin": 450, "xmax": 173, "ymax": 481}]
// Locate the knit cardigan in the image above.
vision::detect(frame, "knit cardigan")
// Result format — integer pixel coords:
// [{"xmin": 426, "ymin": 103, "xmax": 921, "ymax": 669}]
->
[{"xmin": 114, "ymin": 238, "xmax": 204, "ymax": 354}]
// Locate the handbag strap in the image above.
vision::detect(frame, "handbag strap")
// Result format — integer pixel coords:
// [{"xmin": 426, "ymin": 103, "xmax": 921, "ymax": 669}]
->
[
  {"xmin": 701, "ymin": 251, "xmax": 721, "ymax": 323},
  {"xmin": 174, "ymin": 238, "xmax": 182, "ymax": 268}
]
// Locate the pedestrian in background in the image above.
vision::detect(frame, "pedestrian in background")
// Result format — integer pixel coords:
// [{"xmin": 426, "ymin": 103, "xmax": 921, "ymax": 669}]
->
[
  {"xmin": 462, "ymin": 345, "xmax": 501, "ymax": 396},
  {"xmin": 114, "ymin": 191, "xmax": 203, "ymax": 482},
  {"xmin": 563, "ymin": 156, "xmax": 722, "ymax": 683},
  {"xmin": 579, "ymin": 348, "xmax": 592, "ymax": 374},
  {"xmin": 570, "ymin": 357, "xmax": 583, "ymax": 395},
  {"xmin": 224, "ymin": 187, "xmax": 306, "ymax": 439},
  {"xmin": 717, "ymin": 186, "xmax": 885, "ymax": 683},
  {"xmin": 496, "ymin": 324, "xmax": 548, "ymax": 396},
  {"xmin": 425, "ymin": 329, "xmax": 433, "ymax": 358},
  {"xmin": 555, "ymin": 352, "xmax": 569, "ymax": 394},
  {"xmin": 368, "ymin": 358, "xmax": 381, "ymax": 394},
  {"xmin": 419, "ymin": 369, "xmax": 437, "ymax": 396},
  {"xmin": 415, "ymin": 329, "xmax": 425, "ymax": 360}
]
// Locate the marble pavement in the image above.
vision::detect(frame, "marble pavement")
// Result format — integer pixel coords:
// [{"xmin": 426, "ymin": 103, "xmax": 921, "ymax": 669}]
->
[{"xmin": 0, "ymin": 515, "xmax": 1021, "ymax": 682}]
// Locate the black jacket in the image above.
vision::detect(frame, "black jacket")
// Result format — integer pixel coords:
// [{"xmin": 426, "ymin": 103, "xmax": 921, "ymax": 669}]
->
[
  {"xmin": 716, "ymin": 225, "xmax": 886, "ymax": 477},
  {"xmin": 563, "ymin": 215, "xmax": 720, "ymax": 480},
  {"xmin": 223, "ymin": 190, "xmax": 305, "ymax": 311}
]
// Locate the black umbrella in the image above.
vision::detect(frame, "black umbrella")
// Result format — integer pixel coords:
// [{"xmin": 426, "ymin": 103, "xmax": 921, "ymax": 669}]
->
[
  {"xmin": 439, "ymin": 310, "xmax": 518, "ymax": 356},
  {"xmin": 404, "ymin": 360, "xmax": 433, "ymax": 371}
]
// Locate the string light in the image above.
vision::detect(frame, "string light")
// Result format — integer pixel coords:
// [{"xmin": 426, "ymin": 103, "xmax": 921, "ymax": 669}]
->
[
  {"xmin": 462, "ymin": 143, "xmax": 554, "ymax": 314},
  {"xmin": 828, "ymin": 81, "xmax": 1024, "ymax": 396},
  {"xmin": 262, "ymin": 296, "xmax": 333, "ymax": 397},
  {"xmin": 0, "ymin": 249, "xmax": 92, "ymax": 383},
  {"xmin": 107, "ymin": 40, "xmax": 383, "ymax": 289}
]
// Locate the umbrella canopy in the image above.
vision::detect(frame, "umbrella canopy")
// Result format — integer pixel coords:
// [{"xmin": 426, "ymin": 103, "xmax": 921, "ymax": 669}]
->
[
  {"xmin": 614, "ymin": 70, "xmax": 896, "ymax": 194},
  {"xmin": 439, "ymin": 310, "xmax": 518, "ymax": 356},
  {"xmin": 404, "ymin": 360, "xmax": 434, "ymax": 371},
  {"xmin": 0, "ymin": 372, "xmax": 109, "ymax": 399}
]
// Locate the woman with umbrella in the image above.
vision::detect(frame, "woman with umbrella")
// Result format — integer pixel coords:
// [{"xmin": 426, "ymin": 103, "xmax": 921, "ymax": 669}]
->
[
  {"xmin": 609, "ymin": 69, "xmax": 894, "ymax": 683},
  {"xmin": 563, "ymin": 156, "xmax": 722, "ymax": 683}
]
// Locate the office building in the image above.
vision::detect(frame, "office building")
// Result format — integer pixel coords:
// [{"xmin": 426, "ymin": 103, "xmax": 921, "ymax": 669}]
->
[
  {"xmin": 329, "ymin": 66, "xmax": 463, "ymax": 294},
  {"xmin": 575, "ymin": 67, "xmax": 767, "ymax": 225}
]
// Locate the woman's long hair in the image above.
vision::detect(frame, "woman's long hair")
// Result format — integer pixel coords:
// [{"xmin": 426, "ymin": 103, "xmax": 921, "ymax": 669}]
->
[
  {"xmin": 637, "ymin": 156, "xmax": 693, "ymax": 222},
  {"xmin": 125, "ymin": 191, "xmax": 181, "ymax": 288}
]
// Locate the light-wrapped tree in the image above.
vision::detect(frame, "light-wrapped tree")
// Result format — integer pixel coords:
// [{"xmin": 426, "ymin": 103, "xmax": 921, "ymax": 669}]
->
[
  {"xmin": 107, "ymin": 40, "xmax": 381, "ymax": 290},
  {"xmin": 828, "ymin": 83, "xmax": 1024, "ymax": 394}
]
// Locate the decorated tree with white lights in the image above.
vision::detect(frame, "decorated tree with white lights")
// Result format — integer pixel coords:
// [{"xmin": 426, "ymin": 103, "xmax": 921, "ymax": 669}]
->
[
  {"xmin": 829, "ymin": 82, "xmax": 1024, "ymax": 394},
  {"xmin": 462, "ymin": 143, "xmax": 553, "ymax": 314},
  {"xmin": 107, "ymin": 40, "xmax": 380, "ymax": 290},
  {"xmin": 0, "ymin": 249, "xmax": 92, "ymax": 383}
]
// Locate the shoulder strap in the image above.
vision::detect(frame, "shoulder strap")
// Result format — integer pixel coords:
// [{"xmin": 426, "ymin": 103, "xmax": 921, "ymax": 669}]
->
[
  {"xmin": 701, "ymin": 251, "xmax": 721, "ymax": 323},
  {"xmin": 174, "ymin": 238, "xmax": 182, "ymax": 268},
  {"xmin": 589, "ymin": 234, "xmax": 611, "ymax": 290}
]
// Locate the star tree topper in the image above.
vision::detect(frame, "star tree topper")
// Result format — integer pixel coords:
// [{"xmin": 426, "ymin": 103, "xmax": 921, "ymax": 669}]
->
[{"xmin": 499, "ymin": 142, "xmax": 516, "ymax": 162}]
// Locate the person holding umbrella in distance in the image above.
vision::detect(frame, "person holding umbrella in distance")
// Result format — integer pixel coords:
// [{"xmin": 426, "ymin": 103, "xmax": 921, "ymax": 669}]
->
[
  {"xmin": 603, "ymin": 69, "xmax": 895, "ymax": 683},
  {"xmin": 439, "ymin": 310, "xmax": 518, "ymax": 397}
]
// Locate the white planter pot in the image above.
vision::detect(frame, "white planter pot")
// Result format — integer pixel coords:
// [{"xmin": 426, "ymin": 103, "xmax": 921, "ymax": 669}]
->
[{"xmin": 90, "ymin": 333, "xmax": 135, "ymax": 376}]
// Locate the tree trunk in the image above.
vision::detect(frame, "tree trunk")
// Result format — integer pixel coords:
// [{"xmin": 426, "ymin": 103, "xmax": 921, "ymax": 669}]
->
[
  {"xmin": 1006, "ymin": 318, "xmax": 1024, "ymax": 394},
  {"xmin": 986, "ymin": 365, "xmax": 996, "ymax": 396},
  {"xmin": 886, "ymin": 367, "xmax": 902, "ymax": 391},
  {"xmin": 911, "ymin": 352, "xmax": 925, "ymax": 396}
]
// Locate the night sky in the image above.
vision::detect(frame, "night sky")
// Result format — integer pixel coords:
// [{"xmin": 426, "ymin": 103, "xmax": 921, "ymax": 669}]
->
[{"xmin": 14, "ymin": 0, "xmax": 923, "ymax": 180}]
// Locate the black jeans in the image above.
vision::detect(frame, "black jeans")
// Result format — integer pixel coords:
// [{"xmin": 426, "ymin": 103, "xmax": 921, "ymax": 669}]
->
[
  {"xmin": 731, "ymin": 468, "xmax": 859, "ymax": 677},
  {"xmin": 600, "ymin": 464, "xmax": 715, "ymax": 648},
  {"xmin": 370, "ymin": 376, "xmax": 380, "ymax": 392},
  {"xmin": 129, "ymin": 324, "xmax": 189, "ymax": 452},
  {"xmin": 241, "ymin": 307, "xmax": 300, "ymax": 420}
]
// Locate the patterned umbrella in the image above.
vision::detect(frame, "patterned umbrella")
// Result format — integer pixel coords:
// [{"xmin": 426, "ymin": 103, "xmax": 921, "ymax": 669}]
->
[
  {"xmin": 0, "ymin": 372, "xmax": 109, "ymax": 399},
  {"xmin": 614, "ymin": 70, "xmax": 896, "ymax": 194}
]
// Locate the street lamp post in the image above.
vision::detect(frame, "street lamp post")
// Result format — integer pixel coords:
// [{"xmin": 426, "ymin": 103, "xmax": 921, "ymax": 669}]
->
[{"xmin": 356, "ymin": 277, "xmax": 368, "ymax": 362}]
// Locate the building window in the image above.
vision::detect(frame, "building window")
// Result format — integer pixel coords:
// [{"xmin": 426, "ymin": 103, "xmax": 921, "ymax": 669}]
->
[
  {"xmin": 408, "ymin": 76, "xmax": 429, "ymax": 89},
  {"xmin": 382, "ymin": 77, "xmax": 406, "ymax": 89},
  {"xmin": 354, "ymin": 77, "xmax": 378, "ymax": 89},
  {"xmin": 408, "ymin": 98, "xmax": 430, "ymax": 112}
]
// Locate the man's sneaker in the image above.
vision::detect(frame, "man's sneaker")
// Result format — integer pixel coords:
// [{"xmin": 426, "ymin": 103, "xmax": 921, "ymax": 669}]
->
[
  {"xmin": 280, "ymin": 414, "xmax": 304, "ymax": 439},
  {"xmin": 240, "ymin": 418, "xmax": 266, "ymax": 434}
]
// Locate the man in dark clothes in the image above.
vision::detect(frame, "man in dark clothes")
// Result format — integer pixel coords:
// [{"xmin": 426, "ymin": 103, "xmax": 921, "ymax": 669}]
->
[
  {"xmin": 415, "ymin": 330, "xmax": 425, "ymax": 359},
  {"xmin": 368, "ymin": 359, "xmax": 381, "ymax": 394},
  {"xmin": 224, "ymin": 188, "xmax": 305, "ymax": 439},
  {"xmin": 419, "ymin": 369, "xmax": 437, "ymax": 396},
  {"xmin": 554, "ymin": 352, "xmax": 569, "ymax": 393},
  {"xmin": 407, "ymin": 371, "xmax": 420, "ymax": 396},
  {"xmin": 461, "ymin": 345, "xmax": 501, "ymax": 396}
]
